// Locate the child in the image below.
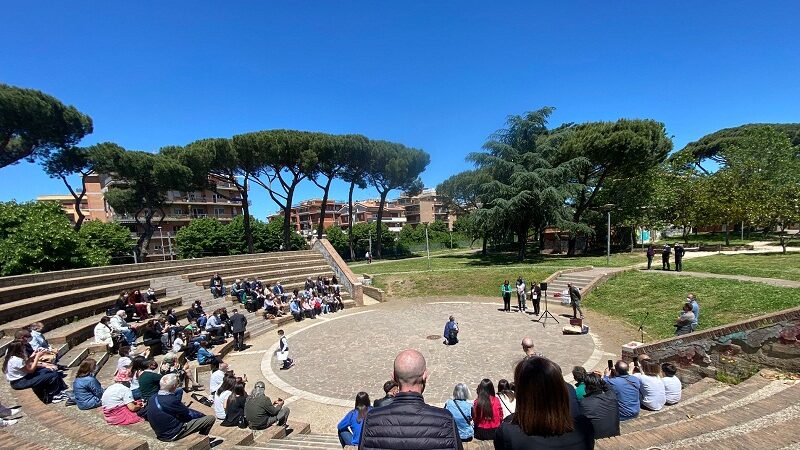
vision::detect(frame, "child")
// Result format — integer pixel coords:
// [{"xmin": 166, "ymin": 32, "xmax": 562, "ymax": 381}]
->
[{"xmin": 276, "ymin": 330, "xmax": 294, "ymax": 370}]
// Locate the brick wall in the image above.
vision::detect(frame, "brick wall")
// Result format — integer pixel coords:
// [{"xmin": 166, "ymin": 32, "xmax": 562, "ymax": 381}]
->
[{"xmin": 622, "ymin": 306, "xmax": 800, "ymax": 383}]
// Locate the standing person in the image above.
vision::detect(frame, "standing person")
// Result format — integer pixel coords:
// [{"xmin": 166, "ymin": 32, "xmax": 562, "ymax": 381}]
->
[
  {"xmin": 501, "ymin": 280, "xmax": 512, "ymax": 313},
  {"xmin": 472, "ymin": 379, "xmax": 503, "ymax": 441},
  {"xmin": 494, "ymin": 356, "xmax": 594, "ymax": 449},
  {"xmin": 444, "ymin": 383, "xmax": 474, "ymax": 443},
  {"xmin": 662, "ymin": 244, "xmax": 671, "ymax": 271},
  {"xmin": 366, "ymin": 251, "xmax": 372, "ymax": 264},
  {"xmin": 687, "ymin": 293, "xmax": 700, "ymax": 331},
  {"xmin": 337, "ymin": 392, "xmax": 371, "ymax": 447},
  {"xmin": 567, "ymin": 283, "xmax": 584, "ymax": 320},
  {"xmin": 443, "ymin": 316, "xmax": 459, "ymax": 346},
  {"xmin": 530, "ymin": 282, "xmax": 541, "ymax": 316},
  {"xmin": 516, "ymin": 277, "xmax": 527, "ymax": 312},
  {"xmin": 229, "ymin": 309, "xmax": 247, "ymax": 352},
  {"xmin": 360, "ymin": 349, "xmax": 463, "ymax": 450},
  {"xmin": 646, "ymin": 245, "xmax": 655, "ymax": 270},
  {"xmin": 603, "ymin": 361, "xmax": 641, "ymax": 421},
  {"xmin": 276, "ymin": 330, "xmax": 294, "ymax": 370},
  {"xmin": 674, "ymin": 243, "xmax": 685, "ymax": 272}
]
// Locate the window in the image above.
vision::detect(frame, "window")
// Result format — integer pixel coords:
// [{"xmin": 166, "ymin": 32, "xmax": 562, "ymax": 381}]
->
[
  {"xmin": 214, "ymin": 207, "xmax": 225, "ymax": 216},
  {"xmin": 192, "ymin": 208, "xmax": 206, "ymax": 217},
  {"xmin": 173, "ymin": 208, "xmax": 183, "ymax": 215},
  {"xmin": 212, "ymin": 193, "xmax": 221, "ymax": 203}
]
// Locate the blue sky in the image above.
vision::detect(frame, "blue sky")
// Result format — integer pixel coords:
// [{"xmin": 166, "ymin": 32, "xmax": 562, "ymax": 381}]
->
[{"xmin": 2, "ymin": 1, "xmax": 798, "ymax": 219}]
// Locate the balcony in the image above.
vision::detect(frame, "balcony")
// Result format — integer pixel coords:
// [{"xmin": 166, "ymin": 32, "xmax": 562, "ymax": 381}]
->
[
  {"xmin": 168, "ymin": 196, "xmax": 244, "ymax": 205},
  {"xmin": 115, "ymin": 213, "xmax": 239, "ymax": 223}
]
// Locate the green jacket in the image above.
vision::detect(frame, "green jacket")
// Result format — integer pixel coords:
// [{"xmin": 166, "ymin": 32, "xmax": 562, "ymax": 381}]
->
[{"xmin": 501, "ymin": 284, "xmax": 512, "ymax": 296}]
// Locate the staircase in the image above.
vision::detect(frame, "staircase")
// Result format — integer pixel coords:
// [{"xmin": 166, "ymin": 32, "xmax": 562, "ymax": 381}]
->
[
  {"xmin": 546, "ymin": 270, "xmax": 597, "ymax": 297},
  {"xmin": 236, "ymin": 433, "xmax": 341, "ymax": 450}
]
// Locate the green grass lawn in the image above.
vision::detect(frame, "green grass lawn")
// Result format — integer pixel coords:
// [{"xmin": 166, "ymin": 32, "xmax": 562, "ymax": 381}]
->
[
  {"xmin": 371, "ymin": 267, "xmax": 555, "ymax": 298},
  {"xmin": 683, "ymin": 252, "xmax": 800, "ymax": 282},
  {"xmin": 352, "ymin": 251, "xmax": 644, "ymax": 276},
  {"xmin": 653, "ymin": 232, "xmax": 755, "ymax": 246},
  {"xmin": 584, "ymin": 271, "xmax": 800, "ymax": 340}
]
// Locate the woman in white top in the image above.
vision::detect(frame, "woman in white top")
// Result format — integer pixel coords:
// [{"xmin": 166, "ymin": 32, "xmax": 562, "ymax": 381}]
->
[
  {"xmin": 497, "ymin": 379, "xmax": 516, "ymax": 418},
  {"xmin": 213, "ymin": 375, "xmax": 236, "ymax": 420},
  {"xmin": 660, "ymin": 362, "xmax": 682, "ymax": 405},
  {"xmin": 634, "ymin": 360, "xmax": 667, "ymax": 411},
  {"xmin": 94, "ymin": 316, "xmax": 115, "ymax": 348},
  {"xmin": 2, "ymin": 341, "xmax": 67, "ymax": 404}
]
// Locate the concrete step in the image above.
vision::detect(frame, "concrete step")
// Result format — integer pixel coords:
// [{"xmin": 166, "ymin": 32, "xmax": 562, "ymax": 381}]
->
[
  {"xmin": 679, "ymin": 413, "xmax": 800, "ymax": 450},
  {"xmin": 186, "ymin": 256, "xmax": 327, "ymax": 282}
]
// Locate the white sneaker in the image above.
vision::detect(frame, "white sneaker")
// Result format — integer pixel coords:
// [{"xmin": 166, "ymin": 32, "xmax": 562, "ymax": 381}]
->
[
  {"xmin": 0, "ymin": 418, "xmax": 18, "ymax": 427},
  {"xmin": 8, "ymin": 407, "xmax": 21, "ymax": 416},
  {"xmin": 50, "ymin": 397, "xmax": 65, "ymax": 404}
]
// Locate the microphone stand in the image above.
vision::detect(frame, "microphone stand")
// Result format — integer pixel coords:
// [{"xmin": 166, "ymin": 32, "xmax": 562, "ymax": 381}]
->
[
  {"xmin": 538, "ymin": 288, "xmax": 559, "ymax": 327},
  {"xmin": 638, "ymin": 311, "xmax": 649, "ymax": 343}
]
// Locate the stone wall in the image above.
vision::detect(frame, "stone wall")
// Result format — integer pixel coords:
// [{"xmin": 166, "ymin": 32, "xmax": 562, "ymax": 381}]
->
[
  {"xmin": 313, "ymin": 239, "xmax": 364, "ymax": 306},
  {"xmin": 622, "ymin": 306, "xmax": 800, "ymax": 383}
]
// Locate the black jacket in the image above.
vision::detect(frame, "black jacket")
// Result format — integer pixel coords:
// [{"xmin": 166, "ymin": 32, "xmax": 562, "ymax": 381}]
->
[
  {"xmin": 372, "ymin": 395, "xmax": 394, "ymax": 408},
  {"xmin": 229, "ymin": 313, "xmax": 248, "ymax": 333},
  {"xmin": 360, "ymin": 392, "xmax": 462, "ymax": 450},
  {"xmin": 580, "ymin": 389, "xmax": 620, "ymax": 439},
  {"xmin": 494, "ymin": 415, "xmax": 594, "ymax": 450}
]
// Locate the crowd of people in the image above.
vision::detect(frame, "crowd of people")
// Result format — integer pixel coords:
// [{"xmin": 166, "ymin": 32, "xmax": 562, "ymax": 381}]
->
[{"xmin": 332, "ymin": 339, "xmax": 685, "ymax": 449}]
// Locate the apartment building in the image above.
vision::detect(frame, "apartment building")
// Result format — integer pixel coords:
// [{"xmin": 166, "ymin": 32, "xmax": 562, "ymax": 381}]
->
[
  {"xmin": 276, "ymin": 198, "xmax": 347, "ymax": 238},
  {"xmin": 337, "ymin": 200, "xmax": 407, "ymax": 233},
  {"xmin": 395, "ymin": 188, "xmax": 457, "ymax": 230}
]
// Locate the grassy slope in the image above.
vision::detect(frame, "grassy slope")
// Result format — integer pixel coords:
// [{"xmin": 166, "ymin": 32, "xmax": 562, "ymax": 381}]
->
[
  {"xmin": 683, "ymin": 252, "xmax": 800, "ymax": 282},
  {"xmin": 584, "ymin": 271, "xmax": 800, "ymax": 340}
]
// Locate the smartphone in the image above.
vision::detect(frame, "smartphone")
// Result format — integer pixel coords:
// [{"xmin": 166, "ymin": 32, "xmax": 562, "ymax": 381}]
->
[
  {"xmin": 633, "ymin": 356, "xmax": 640, "ymax": 367},
  {"xmin": 607, "ymin": 359, "xmax": 613, "ymax": 370}
]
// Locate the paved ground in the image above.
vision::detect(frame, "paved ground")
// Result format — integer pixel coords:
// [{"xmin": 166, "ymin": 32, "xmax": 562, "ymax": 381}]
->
[{"xmin": 265, "ymin": 299, "xmax": 596, "ymax": 406}]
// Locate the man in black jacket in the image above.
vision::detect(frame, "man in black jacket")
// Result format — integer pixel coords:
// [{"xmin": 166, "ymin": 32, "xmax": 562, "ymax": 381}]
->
[
  {"xmin": 372, "ymin": 380, "xmax": 398, "ymax": 408},
  {"xmin": 360, "ymin": 349, "xmax": 462, "ymax": 450},
  {"xmin": 229, "ymin": 309, "xmax": 247, "ymax": 351}
]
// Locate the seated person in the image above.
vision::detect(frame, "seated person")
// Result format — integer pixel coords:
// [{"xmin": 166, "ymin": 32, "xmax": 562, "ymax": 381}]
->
[
  {"xmin": 661, "ymin": 362, "xmax": 682, "ymax": 405},
  {"xmin": 264, "ymin": 295, "xmax": 279, "ymax": 317},
  {"xmin": 197, "ymin": 341, "xmax": 220, "ymax": 371},
  {"xmin": 304, "ymin": 277, "xmax": 315, "ymax": 291},
  {"xmin": 101, "ymin": 368, "xmax": 144, "ymax": 425},
  {"xmin": 28, "ymin": 322, "xmax": 57, "ymax": 356},
  {"xmin": 73, "ymin": 358, "xmax": 104, "ymax": 410},
  {"xmin": 94, "ymin": 316, "xmax": 117, "ymax": 350},
  {"xmin": 186, "ymin": 301, "xmax": 204, "ymax": 324},
  {"xmin": 289, "ymin": 298, "xmax": 303, "ymax": 321},
  {"xmin": 140, "ymin": 320, "xmax": 164, "ymax": 355},
  {"xmin": 3, "ymin": 341, "xmax": 67, "ymax": 404},
  {"xmin": 572, "ymin": 366, "xmax": 587, "ymax": 401},
  {"xmin": 338, "ymin": 392, "xmax": 371, "ymax": 447},
  {"xmin": 373, "ymin": 380, "xmax": 398, "ymax": 408},
  {"xmin": 604, "ymin": 360, "xmax": 641, "ymax": 421},
  {"xmin": 116, "ymin": 291, "xmax": 136, "ymax": 318},
  {"xmin": 675, "ymin": 303, "xmax": 695, "ymax": 336},
  {"xmin": 128, "ymin": 290, "xmax": 149, "ymax": 320},
  {"xmin": 230, "ymin": 279, "xmax": 246, "ymax": 302},
  {"xmin": 634, "ymin": 360, "xmax": 666, "ymax": 411},
  {"xmin": 221, "ymin": 381, "xmax": 248, "ymax": 427},
  {"xmin": 145, "ymin": 374, "xmax": 216, "ymax": 443},
  {"xmin": 110, "ymin": 310, "xmax": 137, "ymax": 345},
  {"xmin": 205, "ymin": 311, "xmax": 225, "ymax": 338},
  {"xmin": 301, "ymin": 298, "xmax": 316, "ymax": 319},
  {"xmin": 144, "ymin": 288, "xmax": 159, "ymax": 313},
  {"xmin": 160, "ymin": 352, "xmax": 202, "ymax": 393},
  {"xmin": 272, "ymin": 282, "xmax": 288, "ymax": 300},
  {"xmin": 213, "ymin": 375, "xmax": 236, "ymax": 420},
  {"xmin": 244, "ymin": 381, "xmax": 290, "ymax": 430},
  {"xmin": 138, "ymin": 359, "xmax": 169, "ymax": 402},
  {"xmin": 312, "ymin": 295, "xmax": 323, "ymax": 315},
  {"xmin": 210, "ymin": 273, "xmax": 225, "ymax": 298},
  {"xmin": 579, "ymin": 372, "xmax": 620, "ymax": 438},
  {"xmin": 15, "ymin": 329, "xmax": 58, "ymax": 369},
  {"xmin": 444, "ymin": 383, "xmax": 474, "ymax": 443}
]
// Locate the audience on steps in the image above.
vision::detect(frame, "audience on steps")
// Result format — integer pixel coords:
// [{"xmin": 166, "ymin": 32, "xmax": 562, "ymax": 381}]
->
[
  {"xmin": 373, "ymin": 380, "xmax": 398, "ymax": 408},
  {"xmin": 100, "ymin": 367, "xmax": 143, "ymax": 425},
  {"xmin": 221, "ymin": 381, "xmax": 248, "ymax": 427},
  {"xmin": 444, "ymin": 383, "xmax": 474, "ymax": 443},
  {"xmin": 473, "ymin": 378, "xmax": 503, "ymax": 441},
  {"xmin": 72, "ymin": 357, "xmax": 104, "ymax": 410},
  {"xmin": 497, "ymin": 379, "xmax": 516, "ymax": 419},
  {"xmin": 244, "ymin": 381, "xmax": 291, "ymax": 431}
]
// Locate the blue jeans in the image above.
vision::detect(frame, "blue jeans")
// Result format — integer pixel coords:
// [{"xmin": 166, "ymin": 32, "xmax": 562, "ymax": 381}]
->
[
  {"xmin": 121, "ymin": 329, "xmax": 136, "ymax": 344},
  {"xmin": 338, "ymin": 430, "xmax": 354, "ymax": 447}
]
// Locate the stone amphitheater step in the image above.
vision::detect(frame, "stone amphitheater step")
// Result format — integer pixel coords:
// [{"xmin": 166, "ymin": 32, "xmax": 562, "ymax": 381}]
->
[
  {"xmin": 237, "ymin": 433, "xmax": 340, "ymax": 450},
  {"xmin": 619, "ymin": 372, "xmax": 774, "ymax": 434},
  {"xmin": 596, "ymin": 381, "xmax": 800, "ymax": 449},
  {"xmin": 195, "ymin": 266, "xmax": 334, "ymax": 289},
  {"xmin": 678, "ymin": 413, "xmax": 800, "ymax": 450},
  {"xmin": 0, "ymin": 287, "xmax": 169, "ymax": 338},
  {"xmin": 0, "ymin": 249, "xmax": 319, "ymax": 290},
  {"xmin": 185, "ymin": 256, "xmax": 328, "ymax": 283},
  {"xmin": 0, "ymin": 251, "xmax": 320, "ymax": 304},
  {"xmin": 0, "ymin": 429, "xmax": 52, "ymax": 450},
  {"xmin": 0, "ymin": 279, "xmax": 157, "ymax": 325}
]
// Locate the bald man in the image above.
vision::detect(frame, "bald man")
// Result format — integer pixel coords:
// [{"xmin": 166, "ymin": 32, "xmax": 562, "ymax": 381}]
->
[
  {"xmin": 360, "ymin": 349, "xmax": 462, "ymax": 450},
  {"xmin": 521, "ymin": 337, "xmax": 543, "ymax": 357},
  {"xmin": 603, "ymin": 360, "xmax": 641, "ymax": 421}
]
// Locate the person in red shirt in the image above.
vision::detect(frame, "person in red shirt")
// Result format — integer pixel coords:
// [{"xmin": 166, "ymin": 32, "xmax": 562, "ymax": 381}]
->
[{"xmin": 472, "ymin": 378, "xmax": 503, "ymax": 441}]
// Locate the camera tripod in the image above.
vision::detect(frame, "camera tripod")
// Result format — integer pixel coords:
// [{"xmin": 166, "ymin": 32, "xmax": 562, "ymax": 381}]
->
[{"xmin": 538, "ymin": 289, "xmax": 559, "ymax": 327}]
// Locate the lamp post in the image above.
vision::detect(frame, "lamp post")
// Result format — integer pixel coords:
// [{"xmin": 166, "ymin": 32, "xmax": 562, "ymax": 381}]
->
[
  {"xmin": 158, "ymin": 227, "xmax": 166, "ymax": 261},
  {"xmin": 167, "ymin": 231, "xmax": 174, "ymax": 260},
  {"xmin": 425, "ymin": 224, "xmax": 431, "ymax": 270},
  {"xmin": 602, "ymin": 204, "xmax": 616, "ymax": 266}
]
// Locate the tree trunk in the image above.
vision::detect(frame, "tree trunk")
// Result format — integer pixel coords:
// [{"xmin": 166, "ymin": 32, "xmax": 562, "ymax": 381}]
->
[
  {"xmin": 567, "ymin": 236, "xmax": 577, "ymax": 256},
  {"xmin": 240, "ymin": 178, "xmax": 254, "ymax": 254},
  {"xmin": 481, "ymin": 232, "xmax": 487, "ymax": 256},
  {"xmin": 136, "ymin": 209, "xmax": 157, "ymax": 262},
  {"xmin": 516, "ymin": 223, "xmax": 528, "ymax": 261},
  {"xmin": 374, "ymin": 190, "xmax": 389, "ymax": 259},
  {"xmin": 316, "ymin": 177, "xmax": 333, "ymax": 239},
  {"xmin": 348, "ymin": 181, "xmax": 356, "ymax": 260},
  {"xmin": 724, "ymin": 223, "xmax": 730, "ymax": 246},
  {"xmin": 282, "ymin": 183, "xmax": 298, "ymax": 251},
  {"xmin": 683, "ymin": 225, "xmax": 689, "ymax": 244}
]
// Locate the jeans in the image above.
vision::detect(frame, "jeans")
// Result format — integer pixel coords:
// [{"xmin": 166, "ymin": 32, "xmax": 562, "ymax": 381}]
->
[
  {"xmin": 10, "ymin": 368, "xmax": 67, "ymax": 403},
  {"xmin": 647, "ymin": 255, "xmax": 653, "ymax": 269},
  {"xmin": 338, "ymin": 429, "xmax": 354, "ymax": 447},
  {"xmin": 121, "ymin": 329, "xmax": 136, "ymax": 345},
  {"xmin": 233, "ymin": 331, "xmax": 245, "ymax": 350},
  {"xmin": 518, "ymin": 293, "xmax": 527, "ymax": 311}
]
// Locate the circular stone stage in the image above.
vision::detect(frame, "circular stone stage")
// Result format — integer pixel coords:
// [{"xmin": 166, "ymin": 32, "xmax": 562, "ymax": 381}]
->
[{"xmin": 261, "ymin": 299, "xmax": 599, "ymax": 407}]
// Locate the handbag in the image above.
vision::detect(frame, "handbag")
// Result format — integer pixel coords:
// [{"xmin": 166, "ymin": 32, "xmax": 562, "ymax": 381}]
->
[
  {"xmin": 191, "ymin": 393, "xmax": 214, "ymax": 407},
  {"xmin": 452, "ymin": 400, "xmax": 472, "ymax": 424}
]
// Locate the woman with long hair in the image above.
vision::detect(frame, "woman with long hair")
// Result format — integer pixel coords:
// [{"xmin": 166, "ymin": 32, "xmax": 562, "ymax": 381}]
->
[
  {"xmin": 3, "ymin": 341, "xmax": 67, "ymax": 404},
  {"xmin": 444, "ymin": 383, "xmax": 474, "ymax": 442},
  {"xmin": 73, "ymin": 357, "xmax": 104, "ymax": 410},
  {"xmin": 473, "ymin": 378, "xmax": 503, "ymax": 440},
  {"xmin": 497, "ymin": 379, "xmax": 516, "ymax": 419},
  {"xmin": 494, "ymin": 356, "xmax": 594, "ymax": 449},
  {"xmin": 213, "ymin": 375, "xmax": 237, "ymax": 420},
  {"xmin": 337, "ymin": 391, "xmax": 371, "ymax": 447},
  {"xmin": 221, "ymin": 381, "xmax": 249, "ymax": 427},
  {"xmin": 635, "ymin": 360, "xmax": 666, "ymax": 411}
]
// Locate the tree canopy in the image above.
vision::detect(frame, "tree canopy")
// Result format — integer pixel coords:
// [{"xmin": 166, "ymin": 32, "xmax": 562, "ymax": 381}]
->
[{"xmin": 0, "ymin": 83, "xmax": 93, "ymax": 169}]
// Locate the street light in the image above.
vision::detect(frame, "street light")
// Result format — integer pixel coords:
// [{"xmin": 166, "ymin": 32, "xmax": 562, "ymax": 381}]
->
[
  {"xmin": 602, "ymin": 204, "xmax": 616, "ymax": 266},
  {"xmin": 158, "ymin": 226, "xmax": 166, "ymax": 261}
]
